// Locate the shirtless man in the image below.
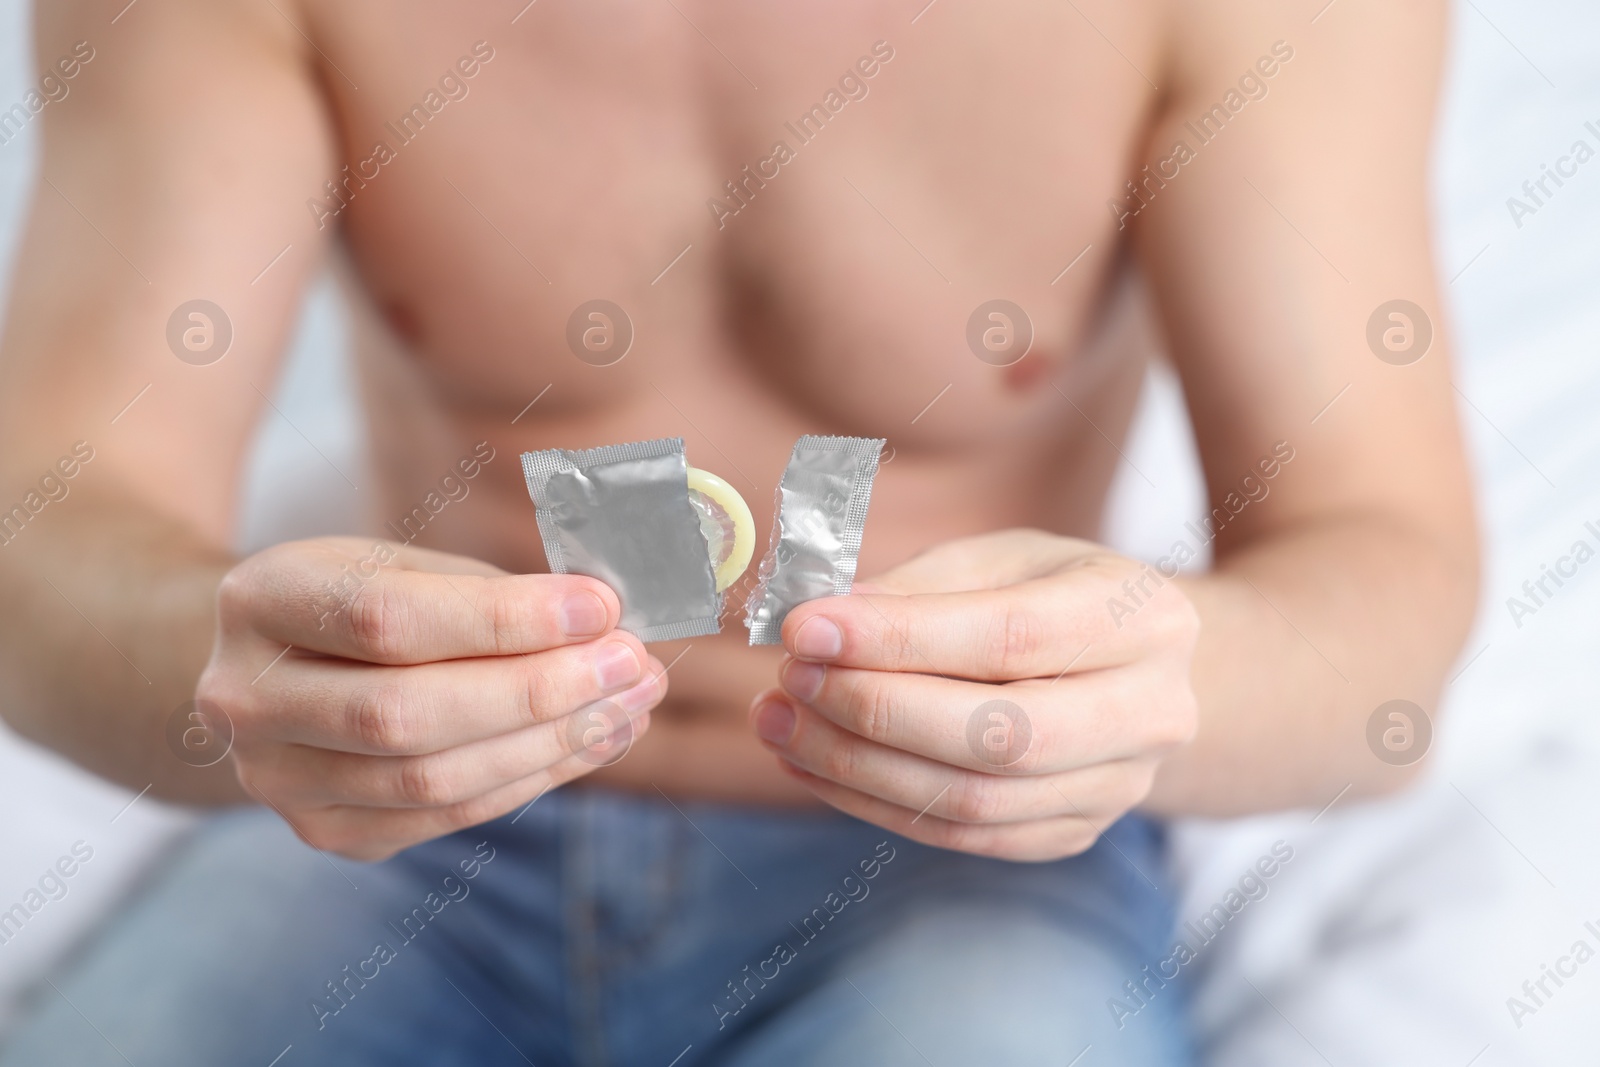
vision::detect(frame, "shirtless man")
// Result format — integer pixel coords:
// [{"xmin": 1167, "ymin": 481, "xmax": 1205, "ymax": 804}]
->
[{"xmin": 0, "ymin": 1, "xmax": 1475, "ymax": 1064}]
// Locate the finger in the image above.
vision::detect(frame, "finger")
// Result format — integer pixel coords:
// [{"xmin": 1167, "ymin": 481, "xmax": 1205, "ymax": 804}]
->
[
  {"xmin": 251, "ymin": 672, "xmax": 664, "ymax": 808},
  {"xmin": 224, "ymin": 542, "xmax": 623, "ymax": 664},
  {"xmin": 781, "ymin": 570, "xmax": 1146, "ymax": 682},
  {"xmin": 750, "ymin": 691, "xmax": 1149, "ymax": 825},
  {"xmin": 251, "ymin": 639, "xmax": 658, "ymax": 755},
  {"xmin": 278, "ymin": 737, "xmax": 641, "ymax": 863},
  {"xmin": 776, "ymin": 657, "xmax": 1175, "ymax": 774},
  {"xmin": 779, "ymin": 765, "xmax": 1102, "ymax": 863}
]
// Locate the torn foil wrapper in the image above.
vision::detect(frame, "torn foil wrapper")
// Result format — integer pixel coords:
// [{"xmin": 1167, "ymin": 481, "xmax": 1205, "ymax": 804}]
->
[
  {"xmin": 746, "ymin": 435, "xmax": 886, "ymax": 646},
  {"xmin": 521, "ymin": 437, "xmax": 721, "ymax": 643}
]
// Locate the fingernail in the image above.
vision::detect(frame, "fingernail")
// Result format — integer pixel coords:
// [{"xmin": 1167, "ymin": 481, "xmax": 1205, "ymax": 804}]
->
[
  {"xmin": 561, "ymin": 591, "xmax": 609, "ymax": 638},
  {"xmin": 793, "ymin": 617, "xmax": 843, "ymax": 661},
  {"xmin": 594, "ymin": 641, "xmax": 641, "ymax": 692},
  {"xmin": 755, "ymin": 698, "xmax": 796, "ymax": 746},
  {"xmin": 781, "ymin": 659, "xmax": 825, "ymax": 703}
]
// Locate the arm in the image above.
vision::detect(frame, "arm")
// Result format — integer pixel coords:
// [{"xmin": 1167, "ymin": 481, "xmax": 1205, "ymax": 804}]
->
[
  {"xmin": 0, "ymin": 1, "xmax": 666, "ymax": 859},
  {"xmin": 1137, "ymin": 0, "xmax": 1477, "ymax": 813},
  {"xmin": 743, "ymin": 0, "xmax": 1476, "ymax": 856},
  {"xmin": 0, "ymin": 0, "xmax": 334, "ymax": 800}
]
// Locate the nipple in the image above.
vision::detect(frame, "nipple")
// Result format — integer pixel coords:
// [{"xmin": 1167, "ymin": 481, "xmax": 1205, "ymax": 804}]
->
[{"xmin": 1003, "ymin": 348, "xmax": 1051, "ymax": 391}]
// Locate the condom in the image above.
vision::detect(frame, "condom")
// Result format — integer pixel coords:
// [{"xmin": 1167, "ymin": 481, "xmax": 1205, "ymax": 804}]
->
[
  {"xmin": 686, "ymin": 467, "xmax": 756, "ymax": 593},
  {"xmin": 746, "ymin": 435, "xmax": 886, "ymax": 646},
  {"xmin": 521, "ymin": 438, "xmax": 753, "ymax": 643}
]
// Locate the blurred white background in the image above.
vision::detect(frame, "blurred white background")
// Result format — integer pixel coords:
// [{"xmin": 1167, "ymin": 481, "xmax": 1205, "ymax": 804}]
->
[{"xmin": 1, "ymin": 0, "xmax": 1597, "ymax": 1062}]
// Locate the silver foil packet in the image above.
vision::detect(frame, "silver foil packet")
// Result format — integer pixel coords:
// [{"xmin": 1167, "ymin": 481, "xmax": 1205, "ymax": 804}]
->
[
  {"xmin": 746, "ymin": 435, "xmax": 886, "ymax": 646},
  {"xmin": 521, "ymin": 437, "xmax": 721, "ymax": 643}
]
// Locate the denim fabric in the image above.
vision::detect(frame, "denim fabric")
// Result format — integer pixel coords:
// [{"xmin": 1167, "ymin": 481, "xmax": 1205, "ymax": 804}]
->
[{"xmin": 0, "ymin": 789, "xmax": 1191, "ymax": 1066}]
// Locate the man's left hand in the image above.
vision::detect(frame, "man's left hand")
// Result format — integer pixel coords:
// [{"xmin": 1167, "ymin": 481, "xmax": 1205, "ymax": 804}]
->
[{"xmin": 747, "ymin": 529, "xmax": 1199, "ymax": 861}]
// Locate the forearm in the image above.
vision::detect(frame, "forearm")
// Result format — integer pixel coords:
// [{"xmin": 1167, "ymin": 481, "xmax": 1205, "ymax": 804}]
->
[
  {"xmin": 1143, "ymin": 513, "xmax": 1478, "ymax": 817},
  {"xmin": 0, "ymin": 491, "xmax": 245, "ymax": 804}
]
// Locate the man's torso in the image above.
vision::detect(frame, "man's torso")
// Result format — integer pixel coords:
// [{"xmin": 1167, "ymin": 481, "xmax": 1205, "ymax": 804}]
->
[{"xmin": 300, "ymin": 0, "xmax": 1164, "ymax": 801}]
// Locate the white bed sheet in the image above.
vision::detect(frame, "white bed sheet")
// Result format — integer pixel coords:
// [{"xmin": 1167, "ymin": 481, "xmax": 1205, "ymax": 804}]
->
[{"xmin": 1100, "ymin": 3, "xmax": 1600, "ymax": 1062}]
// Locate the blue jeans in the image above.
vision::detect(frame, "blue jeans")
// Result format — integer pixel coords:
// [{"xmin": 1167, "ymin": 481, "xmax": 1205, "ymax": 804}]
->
[{"xmin": 0, "ymin": 790, "xmax": 1191, "ymax": 1065}]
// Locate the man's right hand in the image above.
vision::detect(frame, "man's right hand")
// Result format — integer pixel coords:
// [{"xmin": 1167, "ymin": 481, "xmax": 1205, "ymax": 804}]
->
[{"xmin": 198, "ymin": 538, "xmax": 664, "ymax": 861}]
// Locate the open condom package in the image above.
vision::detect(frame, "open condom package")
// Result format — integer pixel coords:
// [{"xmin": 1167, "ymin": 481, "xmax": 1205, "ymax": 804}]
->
[{"xmin": 520, "ymin": 435, "xmax": 885, "ymax": 644}]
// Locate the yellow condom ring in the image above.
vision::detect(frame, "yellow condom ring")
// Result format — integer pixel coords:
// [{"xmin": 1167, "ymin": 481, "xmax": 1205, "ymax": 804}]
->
[{"xmin": 686, "ymin": 467, "xmax": 755, "ymax": 592}]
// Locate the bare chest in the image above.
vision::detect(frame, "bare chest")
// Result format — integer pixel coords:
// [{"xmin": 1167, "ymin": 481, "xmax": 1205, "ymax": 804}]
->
[{"xmin": 303, "ymin": 1, "xmax": 1160, "ymax": 443}]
